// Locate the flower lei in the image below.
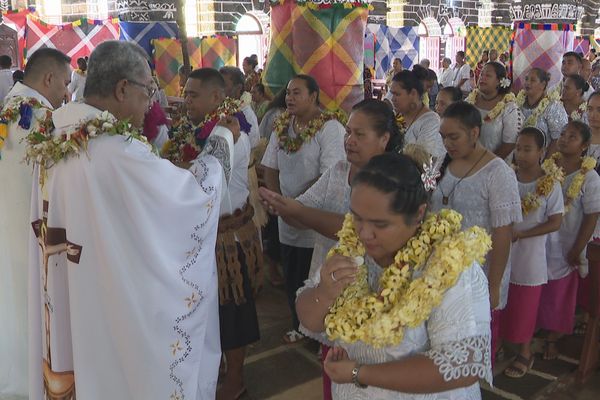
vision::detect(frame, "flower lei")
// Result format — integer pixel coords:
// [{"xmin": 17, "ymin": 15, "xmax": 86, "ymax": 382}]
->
[
  {"xmin": 25, "ymin": 111, "xmax": 152, "ymax": 174},
  {"xmin": 516, "ymin": 90, "xmax": 552, "ymax": 127},
  {"xmin": 570, "ymin": 102, "xmax": 587, "ymax": 122},
  {"xmin": 0, "ymin": 97, "xmax": 52, "ymax": 158},
  {"xmin": 395, "ymin": 113, "xmax": 406, "ymax": 136},
  {"xmin": 161, "ymin": 97, "xmax": 248, "ymax": 164},
  {"xmin": 550, "ymin": 153, "xmax": 597, "ymax": 213},
  {"xmin": 465, "ymin": 89, "xmax": 517, "ymax": 122},
  {"xmin": 274, "ymin": 109, "xmax": 346, "ymax": 153},
  {"xmin": 517, "ymin": 158, "xmax": 565, "ymax": 216},
  {"xmin": 324, "ymin": 209, "xmax": 492, "ymax": 348}
]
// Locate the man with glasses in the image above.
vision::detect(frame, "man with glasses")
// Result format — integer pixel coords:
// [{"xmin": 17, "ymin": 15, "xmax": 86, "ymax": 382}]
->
[{"xmin": 27, "ymin": 41, "xmax": 236, "ymax": 399}]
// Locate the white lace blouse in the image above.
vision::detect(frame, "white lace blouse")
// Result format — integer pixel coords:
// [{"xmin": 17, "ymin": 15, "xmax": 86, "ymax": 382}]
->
[
  {"xmin": 430, "ymin": 158, "xmax": 522, "ymax": 309},
  {"xmin": 477, "ymin": 101, "xmax": 523, "ymax": 153},
  {"xmin": 298, "ymin": 256, "xmax": 492, "ymax": 400},
  {"xmin": 297, "ymin": 160, "xmax": 352, "ymax": 280},
  {"xmin": 520, "ymin": 100, "xmax": 568, "ymax": 145}
]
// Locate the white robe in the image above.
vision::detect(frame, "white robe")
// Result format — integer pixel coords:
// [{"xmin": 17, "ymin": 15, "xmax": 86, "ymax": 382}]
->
[
  {"xmin": 0, "ymin": 82, "xmax": 53, "ymax": 397},
  {"xmin": 29, "ymin": 102, "xmax": 232, "ymax": 400}
]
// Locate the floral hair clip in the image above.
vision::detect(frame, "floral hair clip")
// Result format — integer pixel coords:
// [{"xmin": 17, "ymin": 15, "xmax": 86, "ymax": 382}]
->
[
  {"xmin": 500, "ymin": 77, "xmax": 511, "ymax": 89},
  {"xmin": 421, "ymin": 157, "xmax": 440, "ymax": 192}
]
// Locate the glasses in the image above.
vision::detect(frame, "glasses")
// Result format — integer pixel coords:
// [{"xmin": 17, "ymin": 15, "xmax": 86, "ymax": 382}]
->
[{"xmin": 128, "ymin": 79, "xmax": 157, "ymax": 99}]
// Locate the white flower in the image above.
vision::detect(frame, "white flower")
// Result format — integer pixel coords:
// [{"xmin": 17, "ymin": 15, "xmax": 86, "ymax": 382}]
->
[
  {"xmin": 500, "ymin": 77, "xmax": 511, "ymax": 89},
  {"xmin": 102, "ymin": 122, "xmax": 114, "ymax": 131},
  {"xmin": 87, "ymin": 124, "xmax": 98, "ymax": 137}
]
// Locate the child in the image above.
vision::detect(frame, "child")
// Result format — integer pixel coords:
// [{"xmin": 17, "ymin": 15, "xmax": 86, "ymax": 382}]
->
[
  {"xmin": 502, "ymin": 127, "xmax": 564, "ymax": 377},
  {"xmin": 538, "ymin": 120, "xmax": 600, "ymax": 360}
]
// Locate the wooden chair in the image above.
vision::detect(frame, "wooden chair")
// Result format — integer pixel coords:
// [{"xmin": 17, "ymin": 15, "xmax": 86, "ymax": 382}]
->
[{"xmin": 577, "ymin": 242, "xmax": 600, "ymax": 382}]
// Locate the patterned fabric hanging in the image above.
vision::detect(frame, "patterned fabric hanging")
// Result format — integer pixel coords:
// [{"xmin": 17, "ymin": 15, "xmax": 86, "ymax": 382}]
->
[
  {"xmin": 119, "ymin": 21, "xmax": 179, "ymax": 58},
  {"xmin": 367, "ymin": 24, "xmax": 419, "ymax": 79},
  {"xmin": 466, "ymin": 26, "xmax": 513, "ymax": 68},
  {"xmin": 511, "ymin": 23, "xmax": 575, "ymax": 92}
]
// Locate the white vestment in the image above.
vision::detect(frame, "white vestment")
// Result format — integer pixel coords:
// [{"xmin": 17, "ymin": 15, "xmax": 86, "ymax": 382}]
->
[
  {"xmin": 0, "ymin": 82, "xmax": 53, "ymax": 397},
  {"xmin": 28, "ymin": 102, "xmax": 232, "ymax": 400}
]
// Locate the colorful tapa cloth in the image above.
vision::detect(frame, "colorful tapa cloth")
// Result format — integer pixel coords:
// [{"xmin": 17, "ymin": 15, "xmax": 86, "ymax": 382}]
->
[
  {"xmin": 200, "ymin": 36, "xmax": 237, "ymax": 70},
  {"xmin": 466, "ymin": 26, "xmax": 513, "ymax": 68},
  {"xmin": 511, "ymin": 23, "xmax": 575, "ymax": 92},
  {"xmin": 263, "ymin": 0, "xmax": 368, "ymax": 112},
  {"xmin": 573, "ymin": 36, "xmax": 590, "ymax": 57},
  {"xmin": 367, "ymin": 24, "xmax": 420, "ymax": 79},
  {"xmin": 119, "ymin": 21, "xmax": 179, "ymax": 58},
  {"xmin": 25, "ymin": 16, "xmax": 120, "ymax": 68},
  {"xmin": 364, "ymin": 31, "xmax": 375, "ymax": 69}
]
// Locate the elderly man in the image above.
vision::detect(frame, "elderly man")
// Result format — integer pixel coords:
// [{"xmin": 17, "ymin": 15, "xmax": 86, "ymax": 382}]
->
[
  {"xmin": 0, "ymin": 48, "xmax": 71, "ymax": 398},
  {"xmin": 27, "ymin": 41, "xmax": 235, "ymax": 400}
]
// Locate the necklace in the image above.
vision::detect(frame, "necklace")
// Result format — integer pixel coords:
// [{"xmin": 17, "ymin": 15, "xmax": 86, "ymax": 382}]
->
[
  {"xmin": 440, "ymin": 149, "xmax": 487, "ymax": 206},
  {"xmin": 404, "ymin": 103, "xmax": 425, "ymax": 132}
]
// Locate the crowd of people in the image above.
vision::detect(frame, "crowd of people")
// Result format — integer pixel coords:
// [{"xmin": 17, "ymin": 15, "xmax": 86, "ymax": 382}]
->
[{"xmin": 1, "ymin": 39, "xmax": 600, "ymax": 400}]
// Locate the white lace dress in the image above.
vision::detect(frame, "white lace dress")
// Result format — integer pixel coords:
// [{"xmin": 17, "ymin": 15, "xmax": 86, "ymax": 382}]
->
[
  {"xmin": 477, "ymin": 101, "xmax": 523, "ymax": 153},
  {"xmin": 299, "ymin": 256, "xmax": 492, "ymax": 399},
  {"xmin": 520, "ymin": 100, "xmax": 568, "ymax": 145},
  {"xmin": 430, "ymin": 158, "xmax": 522, "ymax": 309},
  {"xmin": 297, "ymin": 160, "xmax": 352, "ymax": 280}
]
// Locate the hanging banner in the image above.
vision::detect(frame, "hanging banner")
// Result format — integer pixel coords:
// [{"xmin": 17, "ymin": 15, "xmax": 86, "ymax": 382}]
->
[
  {"xmin": 152, "ymin": 38, "xmax": 202, "ymax": 97},
  {"xmin": 367, "ymin": 24, "xmax": 419, "ymax": 79},
  {"xmin": 200, "ymin": 36, "xmax": 237, "ymax": 70},
  {"xmin": 119, "ymin": 21, "xmax": 179, "ymax": 58},
  {"xmin": 466, "ymin": 26, "xmax": 513, "ymax": 68},
  {"xmin": 510, "ymin": 23, "xmax": 575, "ymax": 91},
  {"xmin": 25, "ymin": 16, "xmax": 120, "ymax": 68},
  {"xmin": 2, "ymin": 8, "xmax": 34, "ymax": 67},
  {"xmin": 263, "ymin": 0, "xmax": 369, "ymax": 112}
]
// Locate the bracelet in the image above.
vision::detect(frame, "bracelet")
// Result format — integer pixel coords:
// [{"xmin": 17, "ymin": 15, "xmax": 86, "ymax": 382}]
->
[{"xmin": 351, "ymin": 364, "xmax": 368, "ymax": 389}]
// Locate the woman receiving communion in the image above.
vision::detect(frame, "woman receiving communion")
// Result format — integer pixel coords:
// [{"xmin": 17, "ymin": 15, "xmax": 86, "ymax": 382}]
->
[{"xmin": 295, "ymin": 152, "xmax": 493, "ymax": 399}]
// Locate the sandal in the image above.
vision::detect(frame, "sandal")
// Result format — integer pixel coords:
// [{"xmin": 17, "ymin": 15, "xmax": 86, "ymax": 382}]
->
[
  {"xmin": 543, "ymin": 339, "xmax": 559, "ymax": 360},
  {"xmin": 504, "ymin": 354, "xmax": 534, "ymax": 378},
  {"xmin": 283, "ymin": 329, "xmax": 305, "ymax": 344}
]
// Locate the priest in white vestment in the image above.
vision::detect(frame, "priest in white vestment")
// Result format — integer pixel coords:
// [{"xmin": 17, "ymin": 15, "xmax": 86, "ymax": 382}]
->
[
  {"xmin": 28, "ymin": 41, "xmax": 235, "ymax": 400},
  {"xmin": 0, "ymin": 48, "xmax": 71, "ymax": 397}
]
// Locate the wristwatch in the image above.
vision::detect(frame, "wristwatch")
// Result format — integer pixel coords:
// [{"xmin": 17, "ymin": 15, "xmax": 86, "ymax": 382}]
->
[{"xmin": 351, "ymin": 364, "xmax": 368, "ymax": 389}]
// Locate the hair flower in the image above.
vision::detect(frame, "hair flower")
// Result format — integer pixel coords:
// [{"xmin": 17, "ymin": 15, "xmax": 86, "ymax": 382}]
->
[{"xmin": 500, "ymin": 77, "xmax": 511, "ymax": 89}]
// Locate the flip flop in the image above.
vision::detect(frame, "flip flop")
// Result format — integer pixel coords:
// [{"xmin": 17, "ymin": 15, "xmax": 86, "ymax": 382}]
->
[{"xmin": 504, "ymin": 354, "xmax": 534, "ymax": 378}]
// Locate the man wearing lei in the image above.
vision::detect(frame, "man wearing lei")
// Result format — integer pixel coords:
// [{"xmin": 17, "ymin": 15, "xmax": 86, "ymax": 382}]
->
[
  {"xmin": 165, "ymin": 67, "xmax": 263, "ymax": 399},
  {"xmin": 0, "ymin": 48, "xmax": 71, "ymax": 398},
  {"xmin": 517, "ymin": 68, "xmax": 568, "ymax": 157},
  {"xmin": 296, "ymin": 153, "xmax": 493, "ymax": 399},
  {"xmin": 26, "ymin": 41, "xmax": 235, "ymax": 400},
  {"xmin": 261, "ymin": 74, "xmax": 346, "ymax": 343},
  {"xmin": 549, "ymin": 52, "xmax": 595, "ymax": 101}
]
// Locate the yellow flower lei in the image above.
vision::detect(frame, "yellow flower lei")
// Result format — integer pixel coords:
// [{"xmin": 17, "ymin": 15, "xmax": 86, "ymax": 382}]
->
[
  {"xmin": 551, "ymin": 153, "xmax": 597, "ymax": 213},
  {"xmin": 324, "ymin": 209, "xmax": 492, "ymax": 348},
  {"xmin": 518, "ymin": 158, "xmax": 565, "ymax": 216},
  {"xmin": 570, "ymin": 102, "xmax": 587, "ymax": 122},
  {"xmin": 516, "ymin": 90, "xmax": 552, "ymax": 127},
  {"xmin": 465, "ymin": 89, "xmax": 517, "ymax": 122},
  {"xmin": 274, "ymin": 109, "xmax": 346, "ymax": 153}
]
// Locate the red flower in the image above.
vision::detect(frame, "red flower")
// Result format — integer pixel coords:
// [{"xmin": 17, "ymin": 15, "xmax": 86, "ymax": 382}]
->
[{"xmin": 182, "ymin": 143, "xmax": 199, "ymax": 162}]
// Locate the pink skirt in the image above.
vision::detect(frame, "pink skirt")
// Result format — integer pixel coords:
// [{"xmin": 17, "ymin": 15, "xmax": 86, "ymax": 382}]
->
[
  {"xmin": 537, "ymin": 271, "xmax": 579, "ymax": 334},
  {"xmin": 501, "ymin": 283, "xmax": 543, "ymax": 343}
]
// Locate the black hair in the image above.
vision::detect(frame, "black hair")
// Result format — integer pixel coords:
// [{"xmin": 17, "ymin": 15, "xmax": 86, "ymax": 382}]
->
[
  {"xmin": 219, "ymin": 66, "xmax": 245, "ymax": 88},
  {"xmin": 290, "ymin": 74, "xmax": 320, "ymax": 105},
  {"xmin": 12, "ymin": 70, "xmax": 24, "ymax": 84},
  {"xmin": 352, "ymin": 153, "xmax": 428, "ymax": 223},
  {"xmin": 565, "ymin": 120, "xmax": 591, "ymax": 144},
  {"xmin": 483, "ymin": 61, "xmax": 511, "ymax": 95},
  {"xmin": 565, "ymin": 74, "xmax": 590, "ymax": 96},
  {"xmin": 24, "ymin": 48, "xmax": 71, "ymax": 79},
  {"xmin": 188, "ymin": 67, "xmax": 225, "ymax": 89},
  {"xmin": 76, "ymin": 57, "xmax": 87, "ymax": 72},
  {"xmin": 351, "ymin": 99, "xmax": 404, "ymax": 152},
  {"xmin": 518, "ymin": 127, "xmax": 546, "ymax": 149},
  {"xmin": 411, "ymin": 64, "xmax": 429, "ymax": 82},
  {"xmin": 588, "ymin": 90, "xmax": 600, "ymax": 103},
  {"xmin": 564, "ymin": 51, "xmax": 583, "ymax": 65},
  {"xmin": 437, "ymin": 101, "xmax": 483, "ymax": 180},
  {"xmin": 266, "ymin": 87, "xmax": 287, "ymax": 112},
  {"xmin": 482, "ymin": 50, "xmax": 490, "ymax": 56},
  {"xmin": 392, "ymin": 70, "xmax": 424, "ymax": 97},
  {"xmin": 439, "ymin": 86, "xmax": 463, "ymax": 102},
  {"xmin": 456, "ymin": 51, "xmax": 465, "ymax": 58},
  {"xmin": 244, "ymin": 56, "xmax": 258, "ymax": 69},
  {"xmin": 0, "ymin": 55, "xmax": 12, "ymax": 69},
  {"xmin": 253, "ymin": 83, "xmax": 266, "ymax": 95},
  {"xmin": 426, "ymin": 69, "xmax": 437, "ymax": 82}
]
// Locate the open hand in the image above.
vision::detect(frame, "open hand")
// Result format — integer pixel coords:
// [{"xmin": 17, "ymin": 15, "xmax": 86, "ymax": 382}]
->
[{"xmin": 258, "ymin": 187, "xmax": 301, "ymax": 217}]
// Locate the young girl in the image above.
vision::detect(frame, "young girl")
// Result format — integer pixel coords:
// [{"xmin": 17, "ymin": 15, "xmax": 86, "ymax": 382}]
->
[
  {"xmin": 539, "ymin": 121, "xmax": 600, "ymax": 360},
  {"xmin": 501, "ymin": 128, "xmax": 564, "ymax": 377}
]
